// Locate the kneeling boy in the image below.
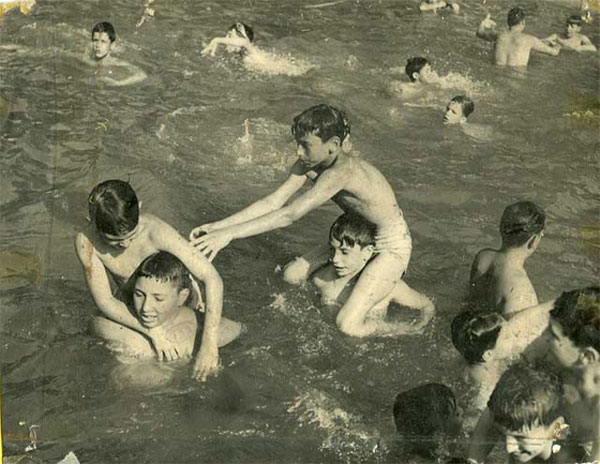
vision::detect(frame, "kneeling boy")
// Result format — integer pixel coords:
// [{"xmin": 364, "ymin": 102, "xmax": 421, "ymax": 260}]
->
[
  {"xmin": 94, "ymin": 252, "xmax": 241, "ymax": 372},
  {"xmin": 312, "ymin": 213, "xmax": 434, "ymax": 337}
]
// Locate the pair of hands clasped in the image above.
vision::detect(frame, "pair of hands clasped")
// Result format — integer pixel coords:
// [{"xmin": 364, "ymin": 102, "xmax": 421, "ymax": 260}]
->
[{"xmin": 189, "ymin": 222, "xmax": 233, "ymax": 262}]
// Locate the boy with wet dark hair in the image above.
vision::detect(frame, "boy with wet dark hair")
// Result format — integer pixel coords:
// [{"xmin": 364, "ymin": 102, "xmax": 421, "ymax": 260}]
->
[
  {"xmin": 312, "ymin": 213, "xmax": 434, "ymax": 336},
  {"xmin": 393, "ymin": 383, "xmax": 463, "ymax": 460},
  {"xmin": 419, "ymin": 0, "xmax": 459, "ymax": 14},
  {"xmin": 405, "ymin": 57, "xmax": 439, "ymax": 83},
  {"xmin": 469, "ymin": 201, "xmax": 546, "ymax": 317},
  {"xmin": 201, "ymin": 22, "xmax": 255, "ymax": 57},
  {"xmin": 95, "ymin": 251, "xmax": 241, "ymax": 365},
  {"xmin": 77, "ymin": 180, "xmax": 232, "ymax": 381},
  {"xmin": 191, "ymin": 104, "xmax": 432, "ymax": 338},
  {"xmin": 91, "ymin": 21, "xmax": 116, "ymax": 62},
  {"xmin": 476, "ymin": 7, "xmax": 560, "ymax": 67},
  {"xmin": 444, "ymin": 95, "xmax": 474, "ymax": 125},
  {"xmin": 544, "ymin": 15, "xmax": 597, "ymax": 52}
]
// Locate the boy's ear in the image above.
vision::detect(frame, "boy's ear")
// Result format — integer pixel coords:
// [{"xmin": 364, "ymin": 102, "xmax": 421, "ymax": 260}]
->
[
  {"xmin": 551, "ymin": 417, "xmax": 569, "ymax": 440},
  {"xmin": 412, "ymin": 72, "xmax": 420, "ymax": 82},
  {"xmin": 460, "ymin": 116, "xmax": 467, "ymax": 124},
  {"xmin": 138, "ymin": 201, "xmax": 143, "ymax": 210},
  {"xmin": 361, "ymin": 244, "xmax": 375, "ymax": 259},
  {"xmin": 482, "ymin": 349, "xmax": 494, "ymax": 362},
  {"xmin": 327, "ymin": 136, "xmax": 341, "ymax": 151},
  {"xmin": 526, "ymin": 234, "xmax": 538, "ymax": 250},
  {"xmin": 178, "ymin": 287, "xmax": 191, "ymax": 306},
  {"xmin": 579, "ymin": 347, "xmax": 600, "ymax": 365}
]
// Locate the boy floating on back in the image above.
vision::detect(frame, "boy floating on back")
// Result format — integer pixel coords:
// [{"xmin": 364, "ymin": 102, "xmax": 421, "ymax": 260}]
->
[{"xmin": 191, "ymin": 104, "xmax": 428, "ymax": 337}]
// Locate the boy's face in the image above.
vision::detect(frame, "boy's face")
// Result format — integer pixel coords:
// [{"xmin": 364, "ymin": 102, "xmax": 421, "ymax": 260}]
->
[
  {"xmin": 133, "ymin": 277, "xmax": 185, "ymax": 329},
  {"xmin": 296, "ymin": 133, "xmax": 337, "ymax": 169},
  {"xmin": 443, "ymin": 101, "xmax": 466, "ymax": 124},
  {"xmin": 565, "ymin": 23, "xmax": 581, "ymax": 37},
  {"xmin": 416, "ymin": 64, "xmax": 439, "ymax": 84},
  {"xmin": 500, "ymin": 421, "xmax": 558, "ymax": 463},
  {"xmin": 92, "ymin": 32, "xmax": 113, "ymax": 60},
  {"xmin": 329, "ymin": 237, "xmax": 374, "ymax": 277},
  {"xmin": 548, "ymin": 320, "xmax": 582, "ymax": 368}
]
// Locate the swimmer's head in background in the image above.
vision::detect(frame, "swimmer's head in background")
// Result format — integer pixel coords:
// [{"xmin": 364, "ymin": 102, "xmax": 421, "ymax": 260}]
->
[
  {"xmin": 444, "ymin": 95, "xmax": 474, "ymax": 124},
  {"xmin": 228, "ymin": 22, "xmax": 254, "ymax": 42},
  {"xmin": 91, "ymin": 22, "xmax": 116, "ymax": 60},
  {"xmin": 499, "ymin": 200, "xmax": 545, "ymax": 249},
  {"xmin": 393, "ymin": 383, "xmax": 462, "ymax": 459},
  {"xmin": 405, "ymin": 57, "xmax": 437, "ymax": 83},
  {"xmin": 566, "ymin": 14, "xmax": 585, "ymax": 35},
  {"xmin": 507, "ymin": 7, "xmax": 525, "ymax": 28},
  {"xmin": 291, "ymin": 104, "xmax": 351, "ymax": 146},
  {"xmin": 88, "ymin": 179, "xmax": 139, "ymax": 239},
  {"xmin": 451, "ymin": 311, "xmax": 504, "ymax": 365}
]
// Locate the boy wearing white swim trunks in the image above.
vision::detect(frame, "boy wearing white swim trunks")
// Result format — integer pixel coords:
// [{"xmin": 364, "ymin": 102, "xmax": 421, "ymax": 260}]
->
[{"xmin": 190, "ymin": 104, "xmax": 431, "ymax": 337}]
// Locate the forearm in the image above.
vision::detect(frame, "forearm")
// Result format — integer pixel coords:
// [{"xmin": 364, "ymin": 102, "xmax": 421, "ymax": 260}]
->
[
  {"xmin": 213, "ymin": 196, "xmax": 282, "ymax": 230},
  {"xmin": 476, "ymin": 28, "xmax": 497, "ymax": 42},
  {"xmin": 197, "ymin": 274, "xmax": 223, "ymax": 354},
  {"xmin": 95, "ymin": 296, "xmax": 149, "ymax": 336},
  {"xmin": 228, "ymin": 207, "xmax": 294, "ymax": 241}
]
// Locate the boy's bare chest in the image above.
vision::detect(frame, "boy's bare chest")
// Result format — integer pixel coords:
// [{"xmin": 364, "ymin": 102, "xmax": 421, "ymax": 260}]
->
[{"xmin": 98, "ymin": 243, "xmax": 158, "ymax": 281}]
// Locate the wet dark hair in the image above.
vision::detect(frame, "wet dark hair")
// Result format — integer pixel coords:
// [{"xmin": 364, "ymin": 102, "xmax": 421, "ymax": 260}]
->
[
  {"xmin": 499, "ymin": 201, "xmax": 545, "ymax": 248},
  {"xmin": 393, "ymin": 383, "xmax": 461, "ymax": 458},
  {"xmin": 450, "ymin": 95, "xmax": 475, "ymax": 118},
  {"xmin": 405, "ymin": 57, "xmax": 430, "ymax": 82},
  {"xmin": 507, "ymin": 7, "xmax": 525, "ymax": 27},
  {"xmin": 88, "ymin": 179, "xmax": 139, "ymax": 236},
  {"xmin": 228, "ymin": 22, "xmax": 254, "ymax": 42},
  {"xmin": 291, "ymin": 104, "xmax": 350, "ymax": 144},
  {"xmin": 488, "ymin": 362, "xmax": 564, "ymax": 431},
  {"xmin": 451, "ymin": 311, "xmax": 504, "ymax": 364},
  {"xmin": 329, "ymin": 213, "xmax": 376, "ymax": 249},
  {"xmin": 550, "ymin": 287, "xmax": 600, "ymax": 352},
  {"xmin": 566, "ymin": 14, "xmax": 584, "ymax": 26},
  {"xmin": 92, "ymin": 22, "xmax": 116, "ymax": 42},
  {"xmin": 135, "ymin": 251, "xmax": 190, "ymax": 291}
]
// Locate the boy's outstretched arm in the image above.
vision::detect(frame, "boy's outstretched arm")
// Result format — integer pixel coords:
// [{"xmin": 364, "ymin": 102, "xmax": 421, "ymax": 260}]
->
[
  {"xmin": 476, "ymin": 14, "xmax": 498, "ymax": 42},
  {"xmin": 577, "ymin": 35, "xmax": 597, "ymax": 51},
  {"xmin": 193, "ymin": 167, "xmax": 343, "ymax": 261},
  {"xmin": 190, "ymin": 167, "xmax": 306, "ymax": 239},
  {"xmin": 74, "ymin": 233, "xmax": 180, "ymax": 361},
  {"xmin": 201, "ymin": 36, "xmax": 250, "ymax": 57},
  {"xmin": 154, "ymin": 222, "xmax": 224, "ymax": 382},
  {"xmin": 532, "ymin": 37, "xmax": 561, "ymax": 56}
]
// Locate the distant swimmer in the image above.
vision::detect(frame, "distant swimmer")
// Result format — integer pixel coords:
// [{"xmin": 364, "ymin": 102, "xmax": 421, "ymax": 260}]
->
[
  {"xmin": 201, "ymin": 22, "xmax": 313, "ymax": 76},
  {"xmin": 0, "ymin": 0, "xmax": 35, "ymax": 24},
  {"xmin": 476, "ymin": 8, "xmax": 560, "ymax": 67},
  {"xmin": 389, "ymin": 56, "xmax": 440, "ymax": 97},
  {"xmin": 419, "ymin": 0, "xmax": 459, "ymax": 14},
  {"xmin": 90, "ymin": 21, "xmax": 147, "ymax": 86},
  {"xmin": 443, "ymin": 95, "xmax": 474, "ymax": 125},
  {"xmin": 544, "ymin": 14, "xmax": 597, "ymax": 52}
]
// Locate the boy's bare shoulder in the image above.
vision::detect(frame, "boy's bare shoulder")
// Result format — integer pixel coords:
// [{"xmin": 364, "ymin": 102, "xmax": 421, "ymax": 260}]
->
[
  {"xmin": 473, "ymin": 248, "xmax": 497, "ymax": 273},
  {"xmin": 75, "ymin": 230, "xmax": 97, "ymax": 262}
]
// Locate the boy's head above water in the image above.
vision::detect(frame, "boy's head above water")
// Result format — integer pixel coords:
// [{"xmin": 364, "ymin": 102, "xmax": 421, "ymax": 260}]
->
[
  {"xmin": 444, "ymin": 95, "xmax": 474, "ymax": 124},
  {"xmin": 499, "ymin": 201, "xmax": 545, "ymax": 250},
  {"xmin": 451, "ymin": 311, "xmax": 505, "ymax": 365},
  {"xmin": 91, "ymin": 22, "xmax": 116, "ymax": 61},
  {"xmin": 507, "ymin": 7, "xmax": 525, "ymax": 28},
  {"xmin": 88, "ymin": 179, "xmax": 139, "ymax": 247},
  {"xmin": 405, "ymin": 57, "xmax": 438, "ymax": 83},
  {"xmin": 565, "ymin": 15, "xmax": 584, "ymax": 37},
  {"xmin": 133, "ymin": 251, "xmax": 191, "ymax": 329},
  {"xmin": 329, "ymin": 213, "xmax": 376, "ymax": 277},
  {"xmin": 393, "ymin": 383, "xmax": 463, "ymax": 459},
  {"xmin": 227, "ymin": 22, "xmax": 254, "ymax": 42},
  {"xmin": 488, "ymin": 363, "xmax": 566, "ymax": 463},
  {"xmin": 548, "ymin": 286, "xmax": 599, "ymax": 373}
]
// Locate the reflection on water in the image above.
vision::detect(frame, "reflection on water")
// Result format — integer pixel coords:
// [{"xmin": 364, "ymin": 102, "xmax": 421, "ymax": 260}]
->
[{"xmin": 1, "ymin": 0, "xmax": 598, "ymax": 462}]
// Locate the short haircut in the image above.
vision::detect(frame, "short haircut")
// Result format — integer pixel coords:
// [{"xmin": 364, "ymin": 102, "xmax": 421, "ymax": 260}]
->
[
  {"xmin": 550, "ymin": 287, "xmax": 600, "ymax": 353},
  {"xmin": 329, "ymin": 213, "xmax": 377, "ymax": 249},
  {"xmin": 88, "ymin": 180, "xmax": 139, "ymax": 236},
  {"xmin": 92, "ymin": 22, "xmax": 116, "ymax": 42},
  {"xmin": 499, "ymin": 201, "xmax": 545, "ymax": 248},
  {"xmin": 566, "ymin": 14, "xmax": 583, "ymax": 26},
  {"xmin": 488, "ymin": 362, "xmax": 564, "ymax": 431},
  {"xmin": 405, "ymin": 57, "xmax": 430, "ymax": 82},
  {"xmin": 228, "ymin": 22, "xmax": 254, "ymax": 42},
  {"xmin": 507, "ymin": 7, "xmax": 525, "ymax": 27},
  {"xmin": 393, "ymin": 383, "xmax": 459, "ymax": 452},
  {"xmin": 291, "ymin": 104, "xmax": 350, "ymax": 144},
  {"xmin": 135, "ymin": 251, "xmax": 190, "ymax": 290},
  {"xmin": 451, "ymin": 311, "xmax": 504, "ymax": 364},
  {"xmin": 450, "ymin": 95, "xmax": 475, "ymax": 118}
]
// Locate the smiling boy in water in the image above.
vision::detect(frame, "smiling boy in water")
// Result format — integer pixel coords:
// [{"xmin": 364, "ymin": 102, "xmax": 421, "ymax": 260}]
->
[
  {"xmin": 75, "ymin": 179, "xmax": 233, "ymax": 381},
  {"xmin": 443, "ymin": 95, "xmax": 474, "ymax": 125},
  {"xmin": 544, "ymin": 15, "xmax": 597, "ymax": 52},
  {"xmin": 312, "ymin": 213, "xmax": 434, "ymax": 335},
  {"xmin": 89, "ymin": 22, "xmax": 147, "ymax": 86},
  {"xmin": 191, "ymin": 104, "xmax": 420, "ymax": 338},
  {"xmin": 390, "ymin": 57, "xmax": 440, "ymax": 97}
]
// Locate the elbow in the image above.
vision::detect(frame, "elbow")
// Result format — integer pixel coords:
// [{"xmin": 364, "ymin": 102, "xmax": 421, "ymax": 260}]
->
[
  {"xmin": 280, "ymin": 208, "xmax": 299, "ymax": 227},
  {"xmin": 336, "ymin": 314, "xmax": 365, "ymax": 338}
]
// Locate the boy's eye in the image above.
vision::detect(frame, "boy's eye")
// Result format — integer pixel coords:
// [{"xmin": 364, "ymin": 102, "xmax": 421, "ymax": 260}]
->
[{"xmin": 154, "ymin": 297, "xmax": 164, "ymax": 302}]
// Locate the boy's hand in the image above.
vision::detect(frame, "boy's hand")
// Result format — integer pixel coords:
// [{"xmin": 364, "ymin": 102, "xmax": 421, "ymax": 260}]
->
[
  {"xmin": 190, "ymin": 229, "xmax": 233, "ymax": 262},
  {"xmin": 148, "ymin": 327, "xmax": 181, "ymax": 361},
  {"xmin": 189, "ymin": 222, "xmax": 217, "ymax": 241},
  {"xmin": 201, "ymin": 40, "xmax": 218, "ymax": 57},
  {"xmin": 192, "ymin": 345, "xmax": 219, "ymax": 381},
  {"xmin": 480, "ymin": 14, "xmax": 496, "ymax": 29}
]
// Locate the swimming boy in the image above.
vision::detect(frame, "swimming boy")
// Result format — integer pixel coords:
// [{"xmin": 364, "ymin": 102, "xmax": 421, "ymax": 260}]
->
[
  {"xmin": 391, "ymin": 57, "xmax": 440, "ymax": 96},
  {"xmin": 544, "ymin": 15, "xmax": 597, "ymax": 52},
  {"xmin": 393, "ymin": 383, "xmax": 463, "ymax": 461},
  {"xmin": 75, "ymin": 180, "xmax": 230, "ymax": 381},
  {"xmin": 419, "ymin": 0, "xmax": 459, "ymax": 14},
  {"xmin": 469, "ymin": 201, "xmax": 545, "ymax": 317},
  {"xmin": 201, "ymin": 22, "xmax": 255, "ymax": 57},
  {"xmin": 94, "ymin": 251, "xmax": 241, "ymax": 363},
  {"xmin": 476, "ymin": 8, "xmax": 560, "ymax": 67},
  {"xmin": 444, "ymin": 95, "xmax": 474, "ymax": 125},
  {"xmin": 312, "ymin": 213, "xmax": 434, "ymax": 336},
  {"xmin": 190, "ymin": 104, "xmax": 416, "ymax": 338},
  {"xmin": 89, "ymin": 22, "xmax": 147, "ymax": 86}
]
